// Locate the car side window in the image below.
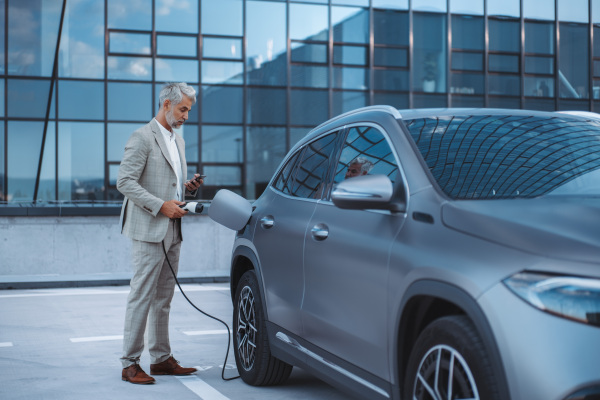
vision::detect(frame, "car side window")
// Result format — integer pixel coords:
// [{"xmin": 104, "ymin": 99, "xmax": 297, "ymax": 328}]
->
[
  {"xmin": 330, "ymin": 126, "xmax": 398, "ymax": 195},
  {"xmin": 286, "ymin": 132, "xmax": 340, "ymax": 199},
  {"xmin": 273, "ymin": 151, "xmax": 302, "ymax": 195}
]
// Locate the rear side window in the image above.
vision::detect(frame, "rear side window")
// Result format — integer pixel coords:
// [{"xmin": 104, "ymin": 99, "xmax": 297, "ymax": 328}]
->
[{"xmin": 272, "ymin": 132, "xmax": 340, "ymax": 199}]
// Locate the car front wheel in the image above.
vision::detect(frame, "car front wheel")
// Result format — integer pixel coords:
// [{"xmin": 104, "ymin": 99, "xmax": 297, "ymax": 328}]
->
[
  {"xmin": 233, "ymin": 270, "xmax": 293, "ymax": 386},
  {"xmin": 404, "ymin": 315, "xmax": 501, "ymax": 400}
]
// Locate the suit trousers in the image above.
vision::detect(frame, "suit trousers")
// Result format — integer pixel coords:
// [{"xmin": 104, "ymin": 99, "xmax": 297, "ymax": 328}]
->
[{"xmin": 121, "ymin": 218, "xmax": 182, "ymax": 368}]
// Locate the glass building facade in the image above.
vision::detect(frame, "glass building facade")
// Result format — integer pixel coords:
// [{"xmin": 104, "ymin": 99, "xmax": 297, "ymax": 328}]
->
[{"xmin": 1, "ymin": 0, "xmax": 600, "ymax": 209}]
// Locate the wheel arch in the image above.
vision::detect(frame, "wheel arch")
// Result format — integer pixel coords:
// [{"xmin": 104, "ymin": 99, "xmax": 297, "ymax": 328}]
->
[
  {"xmin": 394, "ymin": 280, "xmax": 511, "ymax": 400},
  {"xmin": 229, "ymin": 245, "xmax": 270, "ymax": 320}
]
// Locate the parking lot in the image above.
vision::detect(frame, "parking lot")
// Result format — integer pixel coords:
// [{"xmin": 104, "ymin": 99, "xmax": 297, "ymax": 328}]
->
[{"xmin": 0, "ymin": 283, "xmax": 351, "ymax": 400}]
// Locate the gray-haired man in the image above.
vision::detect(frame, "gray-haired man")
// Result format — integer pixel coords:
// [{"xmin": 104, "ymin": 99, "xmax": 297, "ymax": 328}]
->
[
  {"xmin": 345, "ymin": 156, "xmax": 374, "ymax": 179},
  {"xmin": 117, "ymin": 82, "xmax": 202, "ymax": 384}
]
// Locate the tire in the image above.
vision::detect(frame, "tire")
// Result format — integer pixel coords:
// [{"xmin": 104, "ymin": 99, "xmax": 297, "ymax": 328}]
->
[
  {"xmin": 233, "ymin": 270, "xmax": 293, "ymax": 386},
  {"xmin": 403, "ymin": 315, "xmax": 501, "ymax": 400}
]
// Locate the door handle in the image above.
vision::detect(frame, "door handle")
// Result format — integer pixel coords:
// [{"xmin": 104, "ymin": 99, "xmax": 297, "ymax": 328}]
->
[
  {"xmin": 311, "ymin": 223, "xmax": 329, "ymax": 241},
  {"xmin": 260, "ymin": 215, "xmax": 274, "ymax": 229}
]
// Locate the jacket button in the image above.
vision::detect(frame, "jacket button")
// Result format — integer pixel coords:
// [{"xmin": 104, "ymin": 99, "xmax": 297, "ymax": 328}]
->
[{"xmin": 172, "ymin": 183, "xmax": 176, "ymax": 187}]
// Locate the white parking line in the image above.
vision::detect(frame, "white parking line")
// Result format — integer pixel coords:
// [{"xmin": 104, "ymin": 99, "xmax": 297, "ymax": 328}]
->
[
  {"xmin": 183, "ymin": 330, "xmax": 229, "ymax": 336},
  {"xmin": 0, "ymin": 285, "xmax": 228, "ymax": 299},
  {"xmin": 70, "ymin": 335, "xmax": 123, "ymax": 343},
  {"xmin": 0, "ymin": 342, "xmax": 13, "ymax": 347},
  {"xmin": 176, "ymin": 375, "xmax": 230, "ymax": 400}
]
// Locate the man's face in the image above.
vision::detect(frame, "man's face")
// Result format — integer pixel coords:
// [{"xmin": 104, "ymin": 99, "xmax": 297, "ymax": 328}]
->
[
  {"xmin": 345, "ymin": 163, "xmax": 365, "ymax": 179},
  {"xmin": 165, "ymin": 95, "xmax": 193, "ymax": 129}
]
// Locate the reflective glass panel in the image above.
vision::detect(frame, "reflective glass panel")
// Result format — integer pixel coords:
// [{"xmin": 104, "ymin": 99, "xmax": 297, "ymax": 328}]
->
[
  {"xmin": 594, "ymin": 60, "xmax": 600, "ymax": 77},
  {"xmin": 291, "ymin": 65, "xmax": 329, "ymax": 88},
  {"xmin": 452, "ymin": 52, "xmax": 483, "ymax": 71},
  {"xmin": 413, "ymin": 0, "xmax": 447, "ymax": 12},
  {"xmin": 488, "ymin": 96, "xmax": 521, "ymax": 109},
  {"xmin": 450, "ymin": 73, "xmax": 484, "ymax": 94},
  {"xmin": 525, "ymin": 56, "xmax": 554, "ymax": 74},
  {"xmin": 59, "ymin": 81, "xmax": 104, "ymax": 120},
  {"xmin": 290, "ymin": 3, "xmax": 328, "ymax": 41},
  {"xmin": 0, "ymin": 123, "xmax": 4, "ymax": 199},
  {"xmin": 488, "ymin": 0, "xmax": 520, "ymax": 17},
  {"xmin": 107, "ymin": 56, "xmax": 152, "ymax": 80},
  {"xmin": 489, "ymin": 74, "xmax": 521, "ymax": 95},
  {"xmin": 333, "ymin": 67, "xmax": 368, "ymax": 90},
  {"xmin": 247, "ymin": 88, "xmax": 286, "ymax": 125},
  {"xmin": 291, "ymin": 43, "xmax": 328, "ymax": 64},
  {"xmin": 291, "ymin": 89, "xmax": 328, "ymax": 126},
  {"xmin": 559, "ymin": 23, "xmax": 589, "ymax": 99},
  {"xmin": 109, "ymin": 32, "xmax": 151, "ymax": 55},
  {"xmin": 374, "ymin": 47, "xmax": 408, "ymax": 68},
  {"xmin": 0, "ymin": 0, "xmax": 4, "ymax": 74},
  {"xmin": 156, "ymin": 0, "xmax": 198, "ymax": 33},
  {"xmin": 595, "ymin": 26, "xmax": 600, "ymax": 55},
  {"xmin": 595, "ymin": 0, "xmax": 600, "ymax": 23},
  {"xmin": 372, "ymin": 0, "xmax": 408, "ymax": 9},
  {"xmin": 289, "ymin": 133, "xmax": 339, "ymax": 199},
  {"xmin": 523, "ymin": 0, "xmax": 555, "ymax": 20},
  {"xmin": 594, "ymin": 80, "xmax": 600, "ymax": 99},
  {"xmin": 59, "ymin": 0, "xmax": 104, "ymax": 78},
  {"xmin": 291, "ymin": 128, "xmax": 310, "ymax": 146},
  {"xmin": 332, "ymin": 7, "xmax": 369, "ymax": 44},
  {"xmin": 489, "ymin": 19, "xmax": 520, "ymax": 52},
  {"xmin": 202, "ymin": 86, "xmax": 243, "ymax": 124},
  {"xmin": 107, "ymin": 123, "xmax": 140, "ymax": 161},
  {"xmin": 558, "ymin": 0, "xmax": 588, "ymax": 22},
  {"xmin": 109, "ymin": 164, "xmax": 120, "ymax": 187},
  {"xmin": 333, "ymin": 45, "xmax": 367, "ymax": 66},
  {"xmin": 58, "ymin": 122, "xmax": 104, "ymax": 201},
  {"xmin": 525, "ymin": 22, "xmax": 555, "ymax": 55},
  {"xmin": 7, "ymin": 79, "xmax": 50, "ymax": 118},
  {"xmin": 332, "ymin": 91, "xmax": 368, "ymax": 115},
  {"xmin": 246, "ymin": 126, "xmax": 286, "ymax": 198},
  {"xmin": 452, "ymin": 16, "xmax": 483, "ymax": 50},
  {"xmin": 8, "ymin": 0, "xmax": 62, "ymax": 77},
  {"xmin": 202, "ymin": 125, "xmax": 243, "ymax": 163},
  {"xmin": 157, "ymin": 35, "xmax": 197, "ymax": 57},
  {"xmin": 7, "ymin": 121, "xmax": 44, "ymax": 201},
  {"xmin": 333, "ymin": 0, "xmax": 368, "ymax": 5},
  {"xmin": 450, "ymin": 0, "xmax": 483, "ymax": 15},
  {"xmin": 246, "ymin": 1, "xmax": 286, "ymax": 86},
  {"xmin": 156, "ymin": 58, "xmax": 199, "ymax": 83},
  {"xmin": 373, "ymin": 92, "xmax": 409, "ymax": 108},
  {"xmin": 201, "ymin": 0, "xmax": 243, "ymax": 36},
  {"xmin": 202, "ymin": 61, "xmax": 243, "ymax": 85},
  {"xmin": 108, "ymin": 0, "xmax": 151, "ymax": 30},
  {"xmin": 180, "ymin": 124, "xmax": 198, "ymax": 162},
  {"xmin": 108, "ymin": 82, "xmax": 152, "ymax": 121},
  {"xmin": 373, "ymin": 10, "xmax": 409, "ymax": 46},
  {"xmin": 525, "ymin": 76, "xmax": 554, "ymax": 97},
  {"xmin": 374, "ymin": 69, "xmax": 408, "ymax": 91},
  {"xmin": 203, "ymin": 37, "xmax": 242, "ymax": 60},
  {"xmin": 414, "ymin": 13, "xmax": 447, "ymax": 93},
  {"xmin": 489, "ymin": 54, "xmax": 520, "ymax": 73},
  {"xmin": 0, "ymin": 79, "xmax": 4, "ymax": 117}
]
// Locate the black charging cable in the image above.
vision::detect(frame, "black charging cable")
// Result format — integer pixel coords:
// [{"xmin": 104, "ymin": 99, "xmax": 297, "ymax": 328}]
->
[{"xmin": 162, "ymin": 240, "xmax": 240, "ymax": 381}]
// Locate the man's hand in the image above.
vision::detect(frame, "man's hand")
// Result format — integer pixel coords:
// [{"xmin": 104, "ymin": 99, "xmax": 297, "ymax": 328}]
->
[
  {"xmin": 160, "ymin": 200, "xmax": 187, "ymax": 219},
  {"xmin": 184, "ymin": 173, "xmax": 203, "ymax": 192}
]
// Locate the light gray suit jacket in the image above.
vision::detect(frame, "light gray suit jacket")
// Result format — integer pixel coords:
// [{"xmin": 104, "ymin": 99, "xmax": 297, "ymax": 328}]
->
[{"xmin": 117, "ymin": 119, "xmax": 190, "ymax": 243}]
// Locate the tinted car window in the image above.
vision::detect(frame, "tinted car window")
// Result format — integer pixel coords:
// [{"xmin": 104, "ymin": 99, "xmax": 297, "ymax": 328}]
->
[
  {"xmin": 282, "ymin": 132, "xmax": 340, "ymax": 199},
  {"xmin": 273, "ymin": 151, "xmax": 301, "ymax": 195},
  {"xmin": 405, "ymin": 115, "xmax": 600, "ymax": 199},
  {"xmin": 332, "ymin": 125, "xmax": 398, "ymax": 188}
]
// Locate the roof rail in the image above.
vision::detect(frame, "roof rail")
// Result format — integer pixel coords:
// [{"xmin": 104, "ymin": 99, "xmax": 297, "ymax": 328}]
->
[{"xmin": 311, "ymin": 105, "xmax": 402, "ymax": 132}]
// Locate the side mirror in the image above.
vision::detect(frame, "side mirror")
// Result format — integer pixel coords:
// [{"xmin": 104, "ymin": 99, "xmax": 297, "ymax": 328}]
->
[
  {"xmin": 331, "ymin": 174, "xmax": 398, "ymax": 211},
  {"xmin": 208, "ymin": 189, "xmax": 253, "ymax": 231}
]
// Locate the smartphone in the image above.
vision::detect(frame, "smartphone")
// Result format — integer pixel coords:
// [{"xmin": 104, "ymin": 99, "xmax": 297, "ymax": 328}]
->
[{"xmin": 194, "ymin": 174, "xmax": 207, "ymax": 182}]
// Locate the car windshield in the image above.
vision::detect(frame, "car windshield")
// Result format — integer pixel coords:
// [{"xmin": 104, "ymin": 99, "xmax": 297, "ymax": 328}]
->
[{"xmin": 405, "ymin": 114, "xmax": 600, "ymax": 199}]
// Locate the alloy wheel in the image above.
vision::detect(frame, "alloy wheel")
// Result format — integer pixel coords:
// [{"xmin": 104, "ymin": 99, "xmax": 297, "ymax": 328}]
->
[{"xmin": 236, "ymin": 285, "xmax": 257, "ymax": 371}]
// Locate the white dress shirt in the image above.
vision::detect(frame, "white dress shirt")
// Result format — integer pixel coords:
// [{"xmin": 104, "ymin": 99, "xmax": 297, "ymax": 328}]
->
[{"xmin": 154, "ymin": 118, "xmax": 183, "ymax": 201}]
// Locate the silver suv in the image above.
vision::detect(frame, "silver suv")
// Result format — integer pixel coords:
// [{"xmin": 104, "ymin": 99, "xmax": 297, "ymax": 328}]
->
[{"xmin": 209, "ymin": 106, "xmax": 600, "ymax": 400}]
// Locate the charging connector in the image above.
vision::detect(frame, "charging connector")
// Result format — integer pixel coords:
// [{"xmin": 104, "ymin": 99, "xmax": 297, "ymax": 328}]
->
[
  {"xmin": 179, "ymin": 202, "xmax": 204, "ymax": 214},
  {"xmin": 162, "ymin": 241, "xmax": 240, "ymax": 381}
]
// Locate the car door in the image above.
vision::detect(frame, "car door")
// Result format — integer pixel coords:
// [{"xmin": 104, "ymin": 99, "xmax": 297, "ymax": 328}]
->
[
  {"xmin": 252, "ymin": 131, "xmax": 341, "ymax": 335},
  {"xmin": 301, "ymin": 124, "xmax": 407, "ymax": 380}
]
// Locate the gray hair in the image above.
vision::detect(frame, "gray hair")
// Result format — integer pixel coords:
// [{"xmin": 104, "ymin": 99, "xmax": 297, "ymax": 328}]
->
[
  {"xmin": 158, "ymin": 82, "xmax": 196, "ymax": 109},
  {"xmin": 350, "ymin": 157, "xmax": 374, "ymax": 173}
]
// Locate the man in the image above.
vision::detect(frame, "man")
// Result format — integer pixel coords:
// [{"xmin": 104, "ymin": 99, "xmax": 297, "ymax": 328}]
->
[
  {"xmin": 117, "ymin": 82, "xmax": 202, "ymax": 384},
  {"xmin": 345, "ymin": 156, "xmax": 374, "ymax": 179}
]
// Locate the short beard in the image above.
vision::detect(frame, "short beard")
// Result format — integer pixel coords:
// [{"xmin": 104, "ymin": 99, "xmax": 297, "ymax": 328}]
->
[{"xmin": 166, "ymin": 109, "xmax": 183, "ymax": 129}]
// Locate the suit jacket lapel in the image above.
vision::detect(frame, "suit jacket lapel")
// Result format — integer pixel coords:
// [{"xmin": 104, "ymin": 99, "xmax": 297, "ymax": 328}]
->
[{"xmin": 151, "ymin": 119, "xmax": 177, "ymax": 174}]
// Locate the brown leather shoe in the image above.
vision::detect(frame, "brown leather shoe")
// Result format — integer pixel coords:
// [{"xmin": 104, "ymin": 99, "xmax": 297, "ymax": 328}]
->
[
  {"xmin": 150, "ymin": 356, "xmax": 197, "ymax": 375},
  {"xmin": 122, "ymin": 364, "xmax": 155, "ymax": 384}
]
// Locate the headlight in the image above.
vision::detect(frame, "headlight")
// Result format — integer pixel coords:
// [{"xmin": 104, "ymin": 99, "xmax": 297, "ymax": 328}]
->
[{"xmin": 504, "ymin": 272, "xmax": 600, "ymax": 328}]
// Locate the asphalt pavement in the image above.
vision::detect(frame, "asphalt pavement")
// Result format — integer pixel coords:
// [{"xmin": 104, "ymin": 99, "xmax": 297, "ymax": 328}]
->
[{"xmin": 0, "ymin": 283, "xmax": 352, "ymax": 400}]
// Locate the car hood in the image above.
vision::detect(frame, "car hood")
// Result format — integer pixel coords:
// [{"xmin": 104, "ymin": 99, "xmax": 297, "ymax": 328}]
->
[{"xmin": 442, "ymin": 196, "xmax": 600, "ymax": 264}]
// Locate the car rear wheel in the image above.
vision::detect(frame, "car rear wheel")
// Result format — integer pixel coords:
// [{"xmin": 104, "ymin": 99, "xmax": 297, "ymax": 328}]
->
[
  {"xmin": 233, "ymin": 270, "xmax": 293, "ymax": 385},
  {"xmin": 404, "ymin": 315, "xmax": 501, "ymax": 400}
]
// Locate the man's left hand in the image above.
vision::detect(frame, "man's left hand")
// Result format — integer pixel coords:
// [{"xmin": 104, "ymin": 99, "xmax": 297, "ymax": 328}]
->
[{"xmin": 184, "ymin": 173, "xmax": 203, "ymax": 192}]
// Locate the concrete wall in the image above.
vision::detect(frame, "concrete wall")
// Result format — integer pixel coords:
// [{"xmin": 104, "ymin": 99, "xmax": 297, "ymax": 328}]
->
[{"xmin": 0, "ymin": 214, "xmax": 236, "ymax": 287}]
